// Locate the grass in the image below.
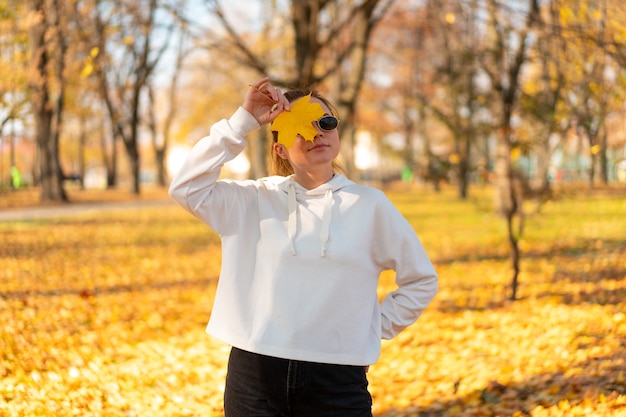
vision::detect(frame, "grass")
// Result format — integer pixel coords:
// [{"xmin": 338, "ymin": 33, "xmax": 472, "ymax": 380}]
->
[{"xmin": 0, "ymin": 184, "xmax": 625, "ymax": 416}]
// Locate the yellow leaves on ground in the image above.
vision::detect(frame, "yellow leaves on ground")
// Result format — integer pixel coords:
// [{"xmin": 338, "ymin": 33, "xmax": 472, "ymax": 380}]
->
[
  {"xmin": 1, "ymin": 186, "xmax": 625, "ymax": 416},
  {"xmin": 271, "ymin": 94, "xmax": 326, "ymax": 148}
]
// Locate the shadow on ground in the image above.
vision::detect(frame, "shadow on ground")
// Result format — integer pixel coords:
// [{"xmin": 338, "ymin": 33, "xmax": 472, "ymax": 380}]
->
[{"xmin": 377, "ymin": 349, "xmax": 626, "ymax": 416}]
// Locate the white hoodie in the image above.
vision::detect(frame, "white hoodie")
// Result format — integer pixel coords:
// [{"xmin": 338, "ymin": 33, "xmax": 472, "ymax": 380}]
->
[{"xmin": 169, "ymin": 107, "xmax": 438, "ymax": 366}]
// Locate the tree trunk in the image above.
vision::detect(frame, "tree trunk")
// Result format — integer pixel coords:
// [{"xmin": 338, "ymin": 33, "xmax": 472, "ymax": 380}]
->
[
  {"xmin": 402, "ymin": 106, "xmax": 416, "ymax": 173},
  {"xmin": 458, "ymin": 134, "xmax": 471, "ymax": 199},
  {"xmin": 28, "ymin": 0, "xmax": 67, "ymax": 202},
  {"xmin": 506, "ymin": 208, "xmax": 521, "ymax": 300},
  {"xmin": 494, "ymin": 137, "xmax": 522, "ymax": 300},
  {"xmin": 487, "ymin": 0, "xmax": 538, "ymax": 300},
  {"xmin": 155, "ymin": 148, "xmax": 166, "ymax": 187},
  {"xmin": 78, "ymin": 116, "xmax": 87, "ymax": 189},
  {"xmin": 600, "ymin": 129, "xmax": 609, "ymax": 184},
  {"xmin": 101, "ymin": 130, "xmax": 117, "ymax": 189},
  {"xmin": 250, "ymin": 126, "xmax": 269, "ymax": 178},
  {"xmin": 587, "ymin": 133, "xmax": 597, "ymax": 188},
  {"xmin": 123, "ymin": 137, "xmax": 141, "ymax": 194},
  {"xmin": 291, "ymin": 1, "xmax": 320, "ymax": 86},
  {"xmin": 534, "ymin": 137, "xmax": 552, "ymax": 200},
  {"xmin": 335, "ymin": 0, "xmax": 379, "ymax": 179}
]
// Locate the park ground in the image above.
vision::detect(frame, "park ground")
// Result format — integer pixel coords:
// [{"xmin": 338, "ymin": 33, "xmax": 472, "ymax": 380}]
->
[{"xmin": 0, "ymin": 183, "xmax": 625, "ymax": 416}]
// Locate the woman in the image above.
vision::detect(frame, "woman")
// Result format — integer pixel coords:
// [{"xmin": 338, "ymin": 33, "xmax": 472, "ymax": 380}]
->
[{"xmin": 168, "ymin": 77, "xmax": 438, "ymax": 417}]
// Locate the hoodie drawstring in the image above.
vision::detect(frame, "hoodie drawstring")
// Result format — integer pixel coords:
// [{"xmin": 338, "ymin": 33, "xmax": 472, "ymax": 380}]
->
[
  {"xmin": 287, "ymin": 184, "xmax": 298, "ymax": 255},
  {"xmin": 320, "ymin": 189, "xmax": 332, "ymax": 257},
  {"xmin": 287, "ymin": 182, "xmax": 334, "ymax": 257}
]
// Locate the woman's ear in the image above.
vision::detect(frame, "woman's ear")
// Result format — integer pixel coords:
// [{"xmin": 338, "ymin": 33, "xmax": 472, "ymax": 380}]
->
[{"xmin": 273, "ymin": 143, "xmax": 289, "ymax": 160}]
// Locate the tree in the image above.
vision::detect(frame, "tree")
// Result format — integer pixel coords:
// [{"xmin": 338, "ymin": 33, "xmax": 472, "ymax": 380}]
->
[
  {"xmin": 423, "ymin": 0, "xmax": 490, "ymax": 199},
  {"xmin": 27, "ymin": 0, "xmax": 70, "ymax": 202},
  {"xmin": 483, "ymin": 0, "xmax": 540, "ymax": 300},
  {"xmin": 0, "ymin": 2, "xmax": 26, "ymax": 133},
  {"xmin": 146, "ymin": 6, "xmax": 191, "ymax": 187},
  {"xmin": 518, "ymin": 0, "xmax": 568, "ymax": 198},
  {"xmin": 0, "ymin": 0, "xmax": 29, "ymax": 189},
  {"xmin": 364, "ymin": 1, "xmax": 442, "ymax": 189},
  {"xmin": 86, "ymin": 0, "xmax": 177, "ymax": 194},
  {"xmin": 561, "ymin": 0, "xmax": 623, "ymax": 187}
]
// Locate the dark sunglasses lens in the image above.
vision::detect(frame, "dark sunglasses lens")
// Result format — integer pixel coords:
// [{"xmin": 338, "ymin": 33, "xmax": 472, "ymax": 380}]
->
[{"xmin": 318, "ymin": 116, "xmax": 338, "ymax": 131}]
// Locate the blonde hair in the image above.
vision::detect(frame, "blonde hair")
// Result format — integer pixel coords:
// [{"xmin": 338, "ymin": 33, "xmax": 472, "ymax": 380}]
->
[{"xmin": 268, "ymin": 88, "xmax": 344, "ymax": 177}]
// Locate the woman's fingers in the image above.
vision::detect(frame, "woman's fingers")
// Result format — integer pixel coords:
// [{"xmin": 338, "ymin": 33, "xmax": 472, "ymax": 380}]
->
[
  {"xmin": 246, "ymin": 77, "xmax": 291, "ymax": 124},
  {"xmin": 252, "ymin": 76, "xmax": 271, "ymax": 91}
]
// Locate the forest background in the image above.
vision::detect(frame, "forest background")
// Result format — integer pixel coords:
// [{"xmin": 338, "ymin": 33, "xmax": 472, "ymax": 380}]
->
[
  {"xmin": 1, "ymin": 0, "xmax": 625, "ymax": 415},
  {"xmin": 2, "ymin": 0, "xmax": 626, "ymax": 289}
]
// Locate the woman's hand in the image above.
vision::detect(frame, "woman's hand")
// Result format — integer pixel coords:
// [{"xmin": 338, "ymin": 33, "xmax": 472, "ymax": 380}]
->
[{"xmin": 243, "ymin": 77, "xmax": 290, "ymax": 126}]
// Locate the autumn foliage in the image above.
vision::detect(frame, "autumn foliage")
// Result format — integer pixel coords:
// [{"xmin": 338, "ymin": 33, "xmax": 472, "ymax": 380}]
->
[{"xmin": 0, "ymin": 186, "xmax": 625, "ymax": 416}]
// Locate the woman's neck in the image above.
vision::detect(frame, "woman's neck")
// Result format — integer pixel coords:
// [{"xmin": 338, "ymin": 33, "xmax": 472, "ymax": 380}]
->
[{"xmin": 293, "ymin": 169, "xmax": 335, "ymax": 189}]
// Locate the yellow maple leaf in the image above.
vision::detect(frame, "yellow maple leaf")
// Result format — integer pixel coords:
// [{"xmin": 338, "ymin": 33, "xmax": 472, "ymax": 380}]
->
[{"xmin": 271, "ymin": 94, "xmax": 326, "ymax": 149}]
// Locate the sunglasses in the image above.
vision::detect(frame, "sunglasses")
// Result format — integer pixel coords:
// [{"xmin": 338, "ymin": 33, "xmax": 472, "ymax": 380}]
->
[{"xmin": 316, "ymin": 115, "xmax": 339, "ymax": 131}]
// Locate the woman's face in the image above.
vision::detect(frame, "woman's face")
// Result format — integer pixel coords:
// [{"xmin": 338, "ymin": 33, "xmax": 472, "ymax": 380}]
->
[{"xmin": 274, "ymin": 97, "xmax": 340, "ymax": 173}]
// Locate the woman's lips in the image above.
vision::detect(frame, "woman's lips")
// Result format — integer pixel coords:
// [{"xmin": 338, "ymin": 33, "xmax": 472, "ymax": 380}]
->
[{"xmin": 309, "ymin": 144, "xmax": 329, "ymax": 151}]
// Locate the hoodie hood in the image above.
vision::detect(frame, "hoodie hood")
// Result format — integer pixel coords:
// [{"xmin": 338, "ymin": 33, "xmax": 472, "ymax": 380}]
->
[{"xmin": 274, "ymin": 174, "xmax": 354, "ymax": 257}]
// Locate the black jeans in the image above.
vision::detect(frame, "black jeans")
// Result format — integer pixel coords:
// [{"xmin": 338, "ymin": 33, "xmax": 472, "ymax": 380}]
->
[{"xmin": 224, "ymin": 347, "xmax": 373, "ymax": 417}]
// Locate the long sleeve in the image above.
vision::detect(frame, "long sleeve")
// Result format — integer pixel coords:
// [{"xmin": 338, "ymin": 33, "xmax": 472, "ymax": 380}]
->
[
  {"xmin": 375, "ymin": 205, "xmax": 438, "ymax": 340},
  {"xmin": 168, "ymin": 107, "xmax": 260, "ymax": 231}
]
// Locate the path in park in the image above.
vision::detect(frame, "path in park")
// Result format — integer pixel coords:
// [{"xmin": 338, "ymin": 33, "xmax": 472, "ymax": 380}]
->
[{"xmin": 0, "ymin": 199, "xmax": 174, "ymax": 222}]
